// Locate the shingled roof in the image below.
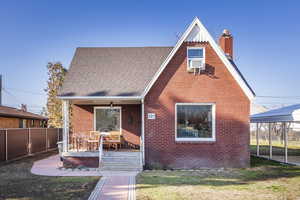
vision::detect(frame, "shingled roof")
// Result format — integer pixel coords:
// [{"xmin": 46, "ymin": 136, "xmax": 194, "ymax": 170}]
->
[
  {"xmin": 58, "ymin": 47, "xmax": 172, "ymax": 97},
  {"xmin": 0, "ymin": 105, "xmax": 47, "ymax": 120},
  {"xmin": 58, "ymin": 18, "xmax": 255, "ymax": 100}
]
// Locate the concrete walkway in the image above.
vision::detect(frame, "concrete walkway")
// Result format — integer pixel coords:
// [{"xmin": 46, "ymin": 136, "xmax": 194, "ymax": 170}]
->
[
  {"xmin": 31, "ymin": 154, "xmax": 138, "ymax": 200},
  {"xmin": 31, "ymin": 155, "xmax": 101, "ymax": 176}
]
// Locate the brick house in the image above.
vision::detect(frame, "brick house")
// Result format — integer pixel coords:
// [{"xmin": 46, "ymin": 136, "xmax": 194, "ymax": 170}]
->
[
  {"xmin": 0, "ymin": 105, "xmax": 47, "ymax": 128},
  {"xmin": 58, "ymin": 17, "xmax": 255, "ymax": 169}
]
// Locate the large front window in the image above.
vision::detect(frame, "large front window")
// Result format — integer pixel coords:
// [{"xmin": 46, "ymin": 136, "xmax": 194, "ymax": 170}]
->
[
  {"xmin": 176, "ymin": 103, "xmax": 215, "ymax": 141},
  {"xmin": 94, "ymin": 107, "xmax": 121, "ymax": 134}
]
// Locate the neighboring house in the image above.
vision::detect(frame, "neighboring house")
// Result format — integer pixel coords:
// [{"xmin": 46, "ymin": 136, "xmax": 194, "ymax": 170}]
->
[
  {"xmin": 58, "ymin": 17, "xmax": 255, "ymax": 169},
  {"xmin": 0, "ymin": 105, "xmax": 47, "ymax": 128}
]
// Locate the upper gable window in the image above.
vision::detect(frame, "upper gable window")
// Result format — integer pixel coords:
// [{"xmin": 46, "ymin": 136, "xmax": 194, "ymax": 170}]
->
[{"xmin": 187, "ymin": 47, "xmax": 205, "ymax": 69}]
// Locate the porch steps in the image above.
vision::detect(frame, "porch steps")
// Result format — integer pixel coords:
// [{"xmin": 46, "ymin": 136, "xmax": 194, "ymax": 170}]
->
[{"xmin": 100, "ymin": 151, "xmax": 142, "ymax": 171}]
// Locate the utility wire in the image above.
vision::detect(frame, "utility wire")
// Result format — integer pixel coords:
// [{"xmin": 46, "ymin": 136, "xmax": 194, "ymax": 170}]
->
[
  {"xmin": 4, "ymin": 87, "xmax": 45, "ymax": 96},
  {"xmin": 4, "ymin": 103, "xmax": 45, "ymax": 108},
  {"xmin": 256, "ymin": 95, "xmax": 300, "ymax": 99},
  {"xmin": 2, "ymin": 89, "xmax": 45, "ymax": 113},
  {"xmin": 2, "ymin": 88, "xmax": 24, "ymax": 104}
]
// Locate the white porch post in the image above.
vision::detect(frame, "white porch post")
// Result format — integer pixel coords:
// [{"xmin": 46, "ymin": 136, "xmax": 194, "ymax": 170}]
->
[
  {"xmin": 62, "ymin": 100, "xmax": 70, "ymax": 152},
  {"xmin": 256, "ymin": 123, "xmax": 259, "ymax": 156},
  {"xmin": 284, "ymin": 122, "xmax": 288, "ymax": 163},
  {"xmin": 141, "ymin": 99, "xmax": 145, "ymax": 165},
  {"xmin": 269, "ymin": 123, "xmax": 272, "ymax": 159}
]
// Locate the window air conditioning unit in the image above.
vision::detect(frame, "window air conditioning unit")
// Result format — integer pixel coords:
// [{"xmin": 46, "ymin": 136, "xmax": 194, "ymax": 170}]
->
[{"xmin": 189, "ymin": 59, "xmax": 205, "ymax": 70}]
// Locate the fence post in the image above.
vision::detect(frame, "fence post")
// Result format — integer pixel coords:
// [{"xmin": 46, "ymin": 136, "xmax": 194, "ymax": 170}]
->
[
  {"xmin": 256, "ymin": 123, "xmax": 259, "ymax": 156},
  {"xmin": 45, "ymin": 128, "xmax": 48, "ymax": 151},
  {"xmin": 5, "ymin": 129, "xmax": 8, "ymax": 161},
  {"xmin": 284, "ymin": 122, "xmax": 288, "ymax": 163},
  {"xmin": 28, "ymin": 128, "xmax": 32, "ymax": 155},
  {"xmin": 269, "ymin": 123, "xmax": 272, "ymax": 159},
  {"xmin": 57, "ymin": 128, "xmax": 60, "ymax": 143}
]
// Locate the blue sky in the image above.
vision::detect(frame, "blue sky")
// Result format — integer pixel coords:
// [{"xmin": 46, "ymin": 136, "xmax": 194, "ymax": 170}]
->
[{"xmin": 0, "ymin": 0, "xmax": 299, "ymax": 113}]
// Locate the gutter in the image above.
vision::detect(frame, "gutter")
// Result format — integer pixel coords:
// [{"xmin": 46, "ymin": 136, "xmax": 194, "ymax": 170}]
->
[{"xmin": 57, "ymin": 96, "xmax": 142, "ymax": 100}]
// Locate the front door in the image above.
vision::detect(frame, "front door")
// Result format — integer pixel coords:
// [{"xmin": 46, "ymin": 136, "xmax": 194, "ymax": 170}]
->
[{"xmin": 94, "ymin": 107, "xmax": 121, "ymax": 135}]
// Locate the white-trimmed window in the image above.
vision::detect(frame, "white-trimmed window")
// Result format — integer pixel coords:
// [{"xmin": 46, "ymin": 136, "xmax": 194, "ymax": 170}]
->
[
  {"xmin": 187, "ymin": 47, "xmax": 205, "ymax": 69},
  {"xmin": 94, "ymin": 107, "xmax": 121, "ymax": 133},
  {"xmin": 175, "ymin": 103, "xmax": 215, "ymax": 141}
]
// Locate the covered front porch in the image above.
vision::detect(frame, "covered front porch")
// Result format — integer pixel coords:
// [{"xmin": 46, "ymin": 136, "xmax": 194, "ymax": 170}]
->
[{"xmin": 60, "ymin": 97, "xmax": 144, "ymax": 169}]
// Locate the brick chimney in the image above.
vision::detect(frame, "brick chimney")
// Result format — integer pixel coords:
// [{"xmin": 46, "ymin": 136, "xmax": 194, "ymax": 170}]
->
[
  {"xmin": 21, "ymin": 104, "xmax": 27, "ymax": 112},
  {"xmin": 219, "ymin": 29, "xmax": 233, "ymax": 58}
]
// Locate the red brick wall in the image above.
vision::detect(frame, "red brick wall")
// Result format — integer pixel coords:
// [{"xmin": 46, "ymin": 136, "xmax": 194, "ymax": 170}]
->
[
  {"xmin": 71, "ymin": 104, "xmax": 141, "ymax": 146},
  {"xmin": 71, "ymin": 105, "xmax": 94, "ymax": 134},
  {"xmin": 63, "ymin": 156, "xmax": 99, "ymax": 168},
  {"xmin": 144, "ymin": 42, "xmax": 250, "ymax": 168}
]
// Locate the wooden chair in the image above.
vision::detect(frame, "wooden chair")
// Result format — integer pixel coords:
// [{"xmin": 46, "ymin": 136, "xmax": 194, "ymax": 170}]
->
[
  {"xmin": 87, "ymin": 131, "xmax": 101, "ymax": 151},
  {"xmin": 104, "ymin": 131, "xmax": 122, "ymax": 150}
]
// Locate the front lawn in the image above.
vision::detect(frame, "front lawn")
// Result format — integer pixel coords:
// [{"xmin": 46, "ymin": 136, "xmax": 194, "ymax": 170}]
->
[
  {"xmin": 137, "ymin": 156, "xmax": 300, "ymax": 200},
  {"xmin": 0, "ymin": 151, "xmax": 100, "ymax": 200}
]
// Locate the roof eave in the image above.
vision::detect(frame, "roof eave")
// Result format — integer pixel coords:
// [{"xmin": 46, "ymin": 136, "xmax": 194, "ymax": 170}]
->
[
  {"xmin": 0, "ymin": 113, "xmax": 47, "ymax": 120},
  {"xmin": 57, "ymin": 96, "xmax": 143, "ymax": 100}
]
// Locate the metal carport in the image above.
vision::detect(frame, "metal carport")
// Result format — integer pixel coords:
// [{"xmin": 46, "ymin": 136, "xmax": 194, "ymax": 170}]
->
[{"xmin": 250, "ymin": 104, "xmax": 300, "ymax": 165}]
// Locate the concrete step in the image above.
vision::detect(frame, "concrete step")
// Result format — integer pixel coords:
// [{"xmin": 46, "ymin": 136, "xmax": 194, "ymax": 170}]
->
[
  {"xmin": 103, "ymin": 151, "xmax": 140, "ymax": 157},
  {"xmin": 102, "ymin": 160, "xmax": 140, "ymax": 166},
  {"xmin": 103, "ymin": 162, "xmax": 140, "ymax": 167},
  {"xmin": 102, "ymin": 156, "xmax": 140, "ymax": 160},
  {"xmin": 102, "ymin": 155, "xmax": 140, "ymax": 159},
  {"xmin": 100, "ymin": 151, "xmax": 141, "ymax": 171},
  {"xmin": 100, "ymin": 166, "xmax": 142, "ymax": 171}
]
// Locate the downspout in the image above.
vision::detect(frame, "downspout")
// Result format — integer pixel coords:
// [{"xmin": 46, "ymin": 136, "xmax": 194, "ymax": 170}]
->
[{"xmin": 141, "ymin": 98, "xmax": 145, "ymax": 166}]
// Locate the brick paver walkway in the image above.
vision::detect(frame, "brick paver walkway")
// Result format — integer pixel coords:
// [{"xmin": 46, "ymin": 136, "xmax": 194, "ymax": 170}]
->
[{"xmin": 89, "ymin": 175, "xmax": 136, "ymax": 200}]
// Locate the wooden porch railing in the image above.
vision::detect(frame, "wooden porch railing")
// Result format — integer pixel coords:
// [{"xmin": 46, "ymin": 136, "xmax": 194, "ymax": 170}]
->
[{"xmin": 98, "ymin": 135, "xmax": 104, "ymax": 168}]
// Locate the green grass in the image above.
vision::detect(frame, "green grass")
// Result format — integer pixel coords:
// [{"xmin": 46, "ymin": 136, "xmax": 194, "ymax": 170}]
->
[
  {"xmin": 136, "ymin": 156, "xmax": 300, "ymax": 200},
  {"xmin": 0, "ymin": 151, "xmax": 100, "ymax": 200}
]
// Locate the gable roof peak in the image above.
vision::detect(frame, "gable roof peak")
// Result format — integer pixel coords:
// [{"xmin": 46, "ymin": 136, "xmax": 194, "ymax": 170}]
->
[{"xmin": 142, "ymin": 17, "xmax": 255, "ymax": 100}]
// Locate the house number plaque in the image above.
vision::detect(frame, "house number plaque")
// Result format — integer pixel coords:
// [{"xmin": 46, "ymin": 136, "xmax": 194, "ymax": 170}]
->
[{"xmin": 147, "ymin": 113, "xmax": 156, "ymax": 119}]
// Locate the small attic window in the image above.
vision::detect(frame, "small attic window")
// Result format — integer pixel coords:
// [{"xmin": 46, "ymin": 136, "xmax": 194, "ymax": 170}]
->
[{"xmin": 187, "ymin": 47, "xmax": 205, "ymax": 70}]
